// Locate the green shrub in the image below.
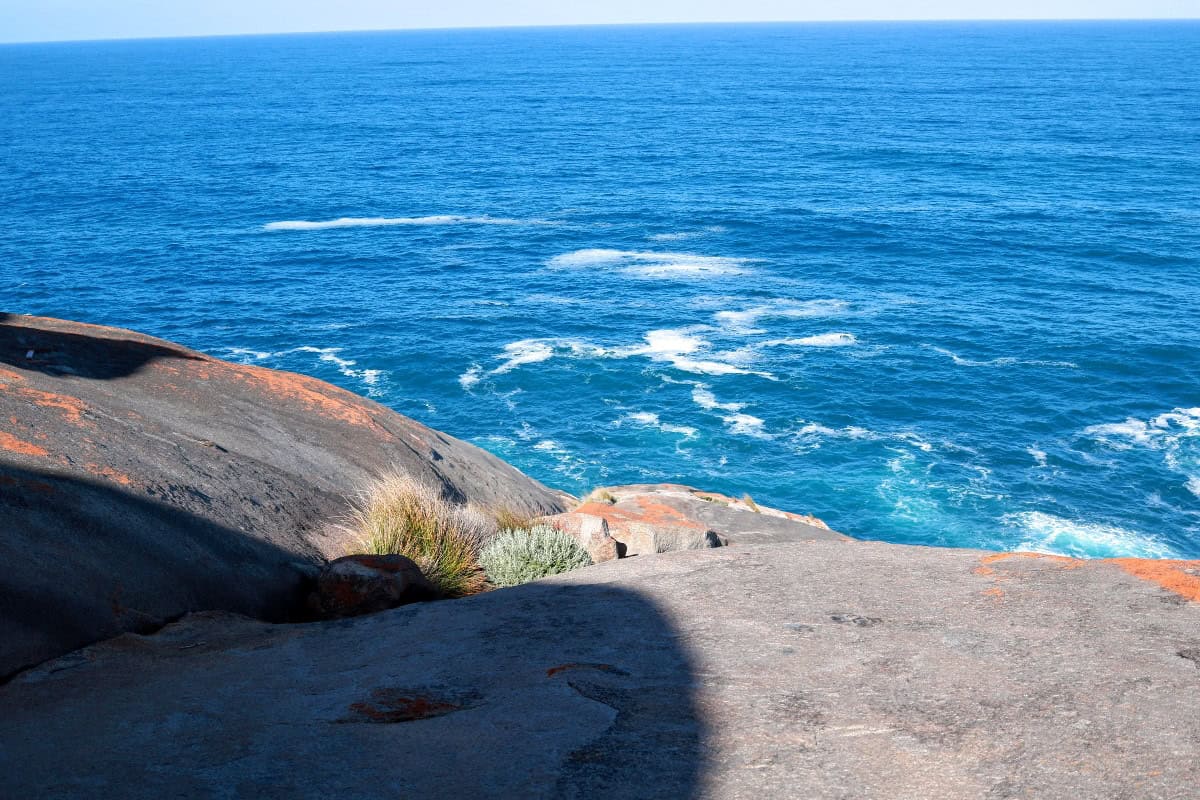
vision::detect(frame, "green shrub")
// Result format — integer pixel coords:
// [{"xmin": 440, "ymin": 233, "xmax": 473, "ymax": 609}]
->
[
  {"xmin": 345, "ymin": 474, "xmax": 490, "ymax": 597},
  {"xmin": 479, "ymin": 525, "xmax": 592, "ymax": 588}
]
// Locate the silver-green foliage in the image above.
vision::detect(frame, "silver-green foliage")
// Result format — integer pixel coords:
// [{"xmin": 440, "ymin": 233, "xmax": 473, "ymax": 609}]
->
[{"xmin": 479, "ymin": 525, "xmax": 592, "ymax": 587}]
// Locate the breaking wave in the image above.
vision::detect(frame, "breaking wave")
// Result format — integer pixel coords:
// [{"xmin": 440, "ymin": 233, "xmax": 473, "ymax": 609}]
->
[
  {"xmin": 474, "ymin": 329, "xmax": 776, "ymax": 381},
  {"xmin": 1002, "ymin": 511, "xmax": 1179, "ymax": 559}
]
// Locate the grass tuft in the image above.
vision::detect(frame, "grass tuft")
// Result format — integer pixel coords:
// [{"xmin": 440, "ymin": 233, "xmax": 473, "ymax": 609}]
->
[
  {"xmin": 479, "ymin": 525, "xmax": 592, "ymax": 588},
  {"xmin": 742, "ymin": 493, "xmax": 761, "ymax": 513},
  {"xmin": 490, "ymin": 506, "xmax": 538, "ymax": 533},
  {"xmin": 579, "ymin": 487, "xmax": 618, "ymax": 507},
  {"xmin": 344, "ymin": 473, "xmax": 490, "ymax": 597}
]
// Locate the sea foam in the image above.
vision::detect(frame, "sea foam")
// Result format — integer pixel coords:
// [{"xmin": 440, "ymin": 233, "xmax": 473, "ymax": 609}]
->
[
  {"xmin": 548, "ymin": 248, "xmax": 752, "ymax": 278},
  {"xmin": 714, "ymin": 300, "xmax": 850, "ymax": 333},
  {"xmin": 223, "ymin": 344, "xmax": 386, "ymax": 397},
  {"xmin": 1083, "ymin": 407, "xmax": 1200, "ymax": 497},
  {"xmin": 1003, "ymin": 511, "xmax": 1178, "ymax": 559},
  {"xmin": 615, "ymin": 411, "xmax": 697, "ymax": 438},
  {"xmin": 690, "ymin": 384, "xmax": 747, "ymax": 413},
  {"xmin": 765, "ymin": 333, "xmax": 859, "ymax": 348},
  {"xmin": 476, "ymin": 329, "xmax": 774, "ymax": 381},
  {"xmin": 929, "ymin": 346, "xmax": 1077, "ymax": 369}
]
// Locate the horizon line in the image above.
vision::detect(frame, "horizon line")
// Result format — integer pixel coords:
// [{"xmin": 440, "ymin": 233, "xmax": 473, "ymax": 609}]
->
[{"xmin": 3, "ymin": 16, "xmax": 1198, "ymax": 47}]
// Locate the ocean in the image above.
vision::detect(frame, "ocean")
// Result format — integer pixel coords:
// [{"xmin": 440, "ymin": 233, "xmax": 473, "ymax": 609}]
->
[{"xmin": 2, "ymin": 21, "xmax": 1198, "ymax": 558}]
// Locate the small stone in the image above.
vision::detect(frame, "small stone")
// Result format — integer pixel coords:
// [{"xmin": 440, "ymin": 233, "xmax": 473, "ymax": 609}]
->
[{"xmin": 579, "ymin": 515, "xmax": 623, "ymax": 562}]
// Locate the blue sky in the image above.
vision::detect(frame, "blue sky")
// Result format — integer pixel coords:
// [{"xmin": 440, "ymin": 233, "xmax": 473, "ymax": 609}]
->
[{"xmin": 1, "ymin": 0, "xmax": 1196, "ymax": 43}]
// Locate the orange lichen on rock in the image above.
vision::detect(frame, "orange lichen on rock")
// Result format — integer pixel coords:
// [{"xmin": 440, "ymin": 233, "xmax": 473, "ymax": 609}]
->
[
  {"xmin": 0, "ymin": 367, "xmax": 26, "ymax": 383},
  {"xmin": 546, "ymin": 663, "xmax": 627, "ymax": 678},
  {"xmin": 1108, "ymin": 559, "xmax": 1200, "ymax": 603},
  {"xmin": 85, "ymin": 464, "xmax": 134, "ymax": 486},
  {"xmin": 223, "ymin": 363, "xmax": 392, "ymax": 433},
  {"xmin": 0, "ymin": 431, "xmax": 50, "ymax": 457},
  {"xmin": 980, "ymin": 552, "xmax": 1084, "ymax": 570},
  {"xmin": 344, "ymin": 689, "xmax": 462, "ymax": 723},
  {"xmin": 574, "ymin": 497, "xmax": 707, "ymax": 530},
  {"xmin": 982, "ymin": 587, "xmax": 1005, "ymax": 600},
  {"xmin": 981, "ymin": 552, "xmax": 1200, "ymax": 603},
  {"xmin": 0, "ymin": 385, "xmax": 89, "ymax": 425}
]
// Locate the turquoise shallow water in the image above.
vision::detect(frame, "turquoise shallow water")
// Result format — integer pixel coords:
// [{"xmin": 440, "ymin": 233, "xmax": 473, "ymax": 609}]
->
[{"xmin": 2, "ymin": 22, "xmax": 1198, "ymax": 558}]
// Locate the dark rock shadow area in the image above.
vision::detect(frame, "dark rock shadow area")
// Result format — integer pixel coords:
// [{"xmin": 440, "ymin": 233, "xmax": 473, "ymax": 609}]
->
[
  {"xmin": 0, "ymin": 579, "xmax": 706, "ymax": 799},
  {"xmin": 0, "ymin": 463, "xmax": 314, "ymax": 682},
  {"xmin": 1, "ymin": 313, "xmax": 205, "ymax": 380}
]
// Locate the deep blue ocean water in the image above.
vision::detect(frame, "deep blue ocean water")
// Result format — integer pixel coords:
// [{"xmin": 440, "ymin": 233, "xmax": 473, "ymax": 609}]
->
[{"xmin": 2, "ymin": 22, "xmax": 1198, "ymax": 558}]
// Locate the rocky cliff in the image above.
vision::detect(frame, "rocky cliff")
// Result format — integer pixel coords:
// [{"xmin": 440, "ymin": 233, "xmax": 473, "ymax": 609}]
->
[
  {"xmin": 1, "ymin": 315, "xmax": 1198, "ymax": 799},
  {"xmin": 0, "ymin": 313, "xmax": 565, "ymax": 678}
]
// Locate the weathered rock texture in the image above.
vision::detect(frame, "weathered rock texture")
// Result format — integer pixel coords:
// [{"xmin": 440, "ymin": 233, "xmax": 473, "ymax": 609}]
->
[
  {"xmin": 0, "ymin": 314, "xmax": 565, "ymax": 677},
  {"xmin": 545, "ymin": 483, "xmax": 846, "ymax": 555},
  {"xmin": 2, "ymin": 542, "xmax": 1197, "ymax": 799}
]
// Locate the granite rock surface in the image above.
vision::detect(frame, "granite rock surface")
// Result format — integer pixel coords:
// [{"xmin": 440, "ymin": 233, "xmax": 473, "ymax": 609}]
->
[
  {"xmin": 2, "ymin": 541, "xmax": 1198, "ymax": 799},
  {"xmin": 0, "ymin": 314, "xmax": 565, "ymax": 677}
]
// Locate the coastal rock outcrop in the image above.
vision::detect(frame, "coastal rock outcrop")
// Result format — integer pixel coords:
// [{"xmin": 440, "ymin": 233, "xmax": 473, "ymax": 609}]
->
[
  {"xmin": 4, "ymin": 315, "xmax": 1200, "ymax": 798},
  {"xmin": 0, "ymin": 313, "xmax": 566, "ymax": 678},
  {"xmin": 544, "ymin": 483, "xmax": 846, "ymax": 556}
]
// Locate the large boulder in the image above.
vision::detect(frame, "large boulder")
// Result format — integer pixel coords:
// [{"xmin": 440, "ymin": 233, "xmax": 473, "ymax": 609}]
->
[
  {"xmin": 1, "ymin": 541, "xmax": 1197, "ymax": 798},
  {"xmin": 0, "ymin": 314, "xmax": 566, "ymax": 678}
]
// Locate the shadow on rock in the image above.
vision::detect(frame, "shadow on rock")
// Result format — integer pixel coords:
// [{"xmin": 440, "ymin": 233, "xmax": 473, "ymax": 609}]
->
[
  {"xmin": 0, "ymin": 579, "xmax": 707, "ymax": 799},
  {"xmin": 0, "ymin": 462, "xmax": 318, "ymax": 681},
  {"xmin": 0, "ymin": 313, "xmax": 205, "ymax": 380}
]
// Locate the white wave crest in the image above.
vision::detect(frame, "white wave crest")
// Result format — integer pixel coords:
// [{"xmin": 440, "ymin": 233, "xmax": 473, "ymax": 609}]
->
[
  {"xmin": 764, "ymin": 333, "xmax": 859, "ymax": 348},
  {"xmin": 224, "ymin": 347, "xmax": 274, "ymax": 362},
  {"xmin": 1003, "ymin": 511, "xmax": 1178, "ymax": 559},
  {"xmin": 620, "ymin": 329, "xmax": 774, "ymax": 377},
  {"xmin": 1027, "ymin": 446, "xmax": 1049, "ymax": 468},
  {"xmin": 492, "ymin": 340, "xmax": 557, "ymax": 375},
  {"xmin": 614, "ymin": 411, "xmax": 697, "ymax": 438},
  {"xmin": 483, "ymin": 328, "xmax": 775, "ymax": 380},
  {"xmin": 684, "ymin": 384, "xmax": 770, "ymax": 437},
  {"xmin": 647, "ymin": 226, "xmax": 725, "ymax": 241},
  {"xmin": 723, "ymin": 412, "xmax": 770, "ymax": 439},
  {"xmin": 714, "ymin": 300, "xmax": 849, "ymax": 333},
  {"xmin": 1082, "ymin": 407, "xmax": 1200, "ymax": 497},
  {"xmin": 294, "ymin": 346, "xmax": 384, "ymax": 390},
  {"xmin": 929, "ymin": 346, "xmax": 1077, "ymax": 369},
  {"xmin": 264, "ymin": 215, "xmax": 548, "ymax": 231},
  {"xmin": 690, "ymin": 384, "xmax": 746, "ymax": 413},
  {"xmin": 548, "ymin": 248, "xmax": 752, "ymax": 278},
  {"xmin": 458, "ymin": 364, "xmax": 483, "ymax": 390}
]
